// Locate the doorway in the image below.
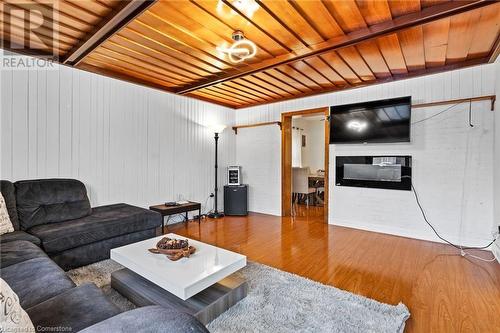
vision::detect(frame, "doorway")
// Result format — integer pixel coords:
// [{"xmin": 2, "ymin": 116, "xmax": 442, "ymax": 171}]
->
[{"xmin": 281, "ymin": 107, "xmax": 329, "ymax": 222}]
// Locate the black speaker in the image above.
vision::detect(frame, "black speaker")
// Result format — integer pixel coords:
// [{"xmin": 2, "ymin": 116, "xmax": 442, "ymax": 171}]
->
[{"xmin": 224, "ymin": 185, "xmax": 248, "ymax": 216}]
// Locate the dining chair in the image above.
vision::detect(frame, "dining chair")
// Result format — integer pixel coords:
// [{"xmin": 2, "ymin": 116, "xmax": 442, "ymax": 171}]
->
[{"xmin": 292, "ymin": 167, "xmax": 316, "ymax": 206}]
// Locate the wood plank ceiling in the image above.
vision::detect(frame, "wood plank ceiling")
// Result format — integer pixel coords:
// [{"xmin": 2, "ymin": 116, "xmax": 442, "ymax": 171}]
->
[
  {"xmin": 0, "ymin": 0, "xmax": 128, "ymax": 58},
  {"xmin": 1, "ymin": 0, "xmax": 499, "ymax": 109}
]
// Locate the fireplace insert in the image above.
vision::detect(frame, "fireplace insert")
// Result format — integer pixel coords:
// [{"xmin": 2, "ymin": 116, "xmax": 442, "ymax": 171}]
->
[{"xmin": 335, "ymin": 156, "xmax": 412, "ymax": 190}]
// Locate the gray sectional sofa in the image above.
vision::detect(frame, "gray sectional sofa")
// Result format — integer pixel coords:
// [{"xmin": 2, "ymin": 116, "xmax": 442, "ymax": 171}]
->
[
  {"xmin": 0, "ymin": 178, "xmax": 209, "ymax": 332},
  {"xmin": 1, "ymin": 178, "xmax": 161, "ymax": 270},
  {"xmin": 0, "ymin": 240, "xmax": 209, "ymax": 332}
]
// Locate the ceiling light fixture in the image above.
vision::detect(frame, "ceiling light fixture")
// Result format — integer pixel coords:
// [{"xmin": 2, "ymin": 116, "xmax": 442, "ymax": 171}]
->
[{"xmin": 216, "ymin": 31, "xmax": 257, "ymax": 63}]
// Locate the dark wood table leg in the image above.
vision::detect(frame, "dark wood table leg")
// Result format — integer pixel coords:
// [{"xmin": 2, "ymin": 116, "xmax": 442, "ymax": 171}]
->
[{"xmin": 198, "ymin": 208, "xmax": 201, "ymax": 224}]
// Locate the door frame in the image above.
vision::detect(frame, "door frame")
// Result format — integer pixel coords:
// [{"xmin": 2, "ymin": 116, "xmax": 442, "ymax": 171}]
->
[{"xmin": 281, "ymin": 107, "xmax": 330, "ymax": 222}]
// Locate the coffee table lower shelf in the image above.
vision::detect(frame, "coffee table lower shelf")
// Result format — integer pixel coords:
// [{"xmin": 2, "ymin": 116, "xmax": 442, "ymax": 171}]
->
[{"xmin": 111, "ymin": 268, "xmax": 248, "ymax": 325}]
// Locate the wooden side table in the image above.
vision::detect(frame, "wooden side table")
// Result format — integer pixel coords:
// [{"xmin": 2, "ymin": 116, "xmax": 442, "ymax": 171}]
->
[{"xmin": 149, "ymin": 202, "xmax": 201, "ymax": 234}]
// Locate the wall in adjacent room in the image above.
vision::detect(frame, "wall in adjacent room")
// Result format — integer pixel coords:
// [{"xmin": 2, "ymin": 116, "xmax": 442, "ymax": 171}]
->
[
  {"xmin": 0, "ymin": 54, "xmax": 235, "ymax": 218},
  {"xmin": 235, "ymin": 63, "xmax": 497, "ymax": 247},
  {"xmin": 293, "ymin": 117, "xmax": 325, "ymax": 173}
]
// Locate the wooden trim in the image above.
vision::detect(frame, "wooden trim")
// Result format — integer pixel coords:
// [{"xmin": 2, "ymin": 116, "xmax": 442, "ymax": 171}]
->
[
  {"xmin": 323, "ymin": 108, "xmax": 330, "ymax": 224},
  {"xmin": 282, "ymin": 107, "xmax": 330, "ymax": 117},
  {"xmin": 233, "ymin": 56, "xmax": 489, "ymax": 109},
  {"xmin": 281, "ymin": 107, "xmax": 329, "ymax": 221},
  {"xmin": 488, "ymin": 34, "xmax": 500, "ymax": 63},
  {"xmin": 63, "ymin": 0, "xmax": 157, "ymax": 65},
  {"xmin": 232, "ymin": 121, "xmax": 282, "ymax": 134},
  {"xmin": 177, "ymin": 0, "xmax": 496, "ymax": 95},
  {"xmin": 281, "ymin": 114, "xmax": 292, "ymax": 217},
  {"xmin": 412, "ymin": 95, "xmax": 496, "ymax": 111}
]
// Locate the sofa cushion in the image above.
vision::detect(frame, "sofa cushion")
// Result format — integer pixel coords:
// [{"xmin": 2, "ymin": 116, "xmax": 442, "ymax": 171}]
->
[
  {"xmin": 50, "ymin": 229, "xmax": 157, "ymax": 271},
  {"xmin": 27, "ymin": 283, "xmax": 121, "ymax": 333},
  {"xmin": 0, "ymin": 257, "xmax": 75, "ymax": 308},
  {"xmin": 0, "ymin": 230, "xmax": 41, "ymax": 246},
  {"xmin": 0, "ymin": 240, "xmax": 46, "ymax": 269},
  {"xmin": 0, "ymin": 278, "xmax": 35, "ymax": 333},
  {"xmin": 79, "ymin": 306, "xmax": 209, "ymax": 333},
  {"xmin": 0, "ymin": 192, "xmax": 14, "ymax": 235},
  {"xmin": 15, "ymin": 179, "xmax": 91, "ymax": 230},
  {"xmin": 29, "ymin": 203, "xmax": 161, "ymax": 255},
  {"xmin": 1, "ymin": 180, "xmax": 19, "ymax": 230}
]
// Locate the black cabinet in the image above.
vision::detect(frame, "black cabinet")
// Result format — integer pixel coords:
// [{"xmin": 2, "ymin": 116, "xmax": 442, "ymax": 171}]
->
[{"xmin": 224, "ymin": 185, "xmax": 248, "ymax": 216}]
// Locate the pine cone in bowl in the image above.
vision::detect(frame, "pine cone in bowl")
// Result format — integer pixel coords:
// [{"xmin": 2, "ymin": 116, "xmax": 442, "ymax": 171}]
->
[{"xmin": 156, "ymin": 237, "xmax": 189, "ymax": 250}]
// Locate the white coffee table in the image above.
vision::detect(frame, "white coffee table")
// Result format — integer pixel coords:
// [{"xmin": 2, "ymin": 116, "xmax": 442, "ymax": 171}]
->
[{"xmin": 110, "ymin": 234, "xmax": 247, "ymax": 324}]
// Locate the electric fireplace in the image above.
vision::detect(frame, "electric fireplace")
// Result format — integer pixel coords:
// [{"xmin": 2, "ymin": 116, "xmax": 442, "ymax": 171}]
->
[{"xmin": 335, "ymin": 156, "xmax": 412, "ymax": 190}]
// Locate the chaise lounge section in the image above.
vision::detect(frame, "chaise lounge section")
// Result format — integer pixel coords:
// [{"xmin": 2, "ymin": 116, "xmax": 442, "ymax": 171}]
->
[
  {"xmin": 0, "ymin": 239, "xmax": 208, "ymax": 332},
  {"xmin": 0, "ymin": 178, "xmax": 209, "ymax": 332},
  {"xmin": 1, "ymin": 178, "xmax": 161, "ymax": 270}
]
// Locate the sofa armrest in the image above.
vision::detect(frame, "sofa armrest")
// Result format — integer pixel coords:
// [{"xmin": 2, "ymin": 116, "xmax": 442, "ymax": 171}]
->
[{"xmin": 78, "ymin": 306, "xmax": 209, "ymax": 333}]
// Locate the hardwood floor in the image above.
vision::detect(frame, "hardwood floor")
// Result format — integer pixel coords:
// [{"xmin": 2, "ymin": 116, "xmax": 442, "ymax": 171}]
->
[{"xmin": 168, "ymin": 205, "xmax": 500, "ymax": 333}]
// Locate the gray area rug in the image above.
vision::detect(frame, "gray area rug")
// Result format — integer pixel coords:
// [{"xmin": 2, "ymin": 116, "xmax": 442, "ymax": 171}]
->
[{"xmin": 67, "ymin": 260, "xmax": 410, "ymax": 333}]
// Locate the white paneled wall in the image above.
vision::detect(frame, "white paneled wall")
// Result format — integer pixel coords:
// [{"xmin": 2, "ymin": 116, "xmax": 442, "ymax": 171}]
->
[
  {"xmin": 1, "ymin": 57, "xmax": 235, "ymax": 219},
  {"xmin": 236, "ymin": 62, "xmax": 498, "ymax": 247},
  {"xmin": 235, "ymin": 125, "xmax": 281, "ymax": 215},
  {"xmin": 1, "ymin": 53, "xmax": 498, "ymax": 249}
]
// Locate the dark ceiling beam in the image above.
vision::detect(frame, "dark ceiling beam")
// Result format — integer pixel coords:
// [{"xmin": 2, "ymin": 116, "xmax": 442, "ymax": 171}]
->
[
  {"xmin": 177, "ymin": 0, "xmax": 497, "ymax": 95},
  {"xmin": 62, "ymin": 0, "xmax": 156, "ymax": 66},
  {"xmin": 233, "ymin": 57, "xmax": 489, "ymax": 109},
  {"xmin": 488, "ymin": 34, "xmax": 500, "ymax": 63},
  {"xmin": 77, "ymin": 62, "xmax": 175, "ymax": 93}
]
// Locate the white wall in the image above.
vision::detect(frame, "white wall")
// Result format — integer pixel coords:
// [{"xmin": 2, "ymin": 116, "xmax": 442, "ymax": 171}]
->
[
  {"xmin": 0, "ymin": 53, "xmax": 235, "ymax": 220},
  {"xmin": 294, "ymin": 117, "xmax": 324, "ymax": 173},
  {"xmin": 1, "ymin": 52, "xmax": 498, "ymax": 250},
  {"xmin": 235, "ymin": 125, "xmax": 281, "ymax": 216},
  {"xmin": 235, "ymin": 63, "xmax": 498, "ymax": 248}
]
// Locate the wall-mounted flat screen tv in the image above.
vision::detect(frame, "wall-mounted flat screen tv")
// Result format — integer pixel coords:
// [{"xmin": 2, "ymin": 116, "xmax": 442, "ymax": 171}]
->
[{"xmin": 330, "ymin": 96, "xmax": 411, "ymax": 144}]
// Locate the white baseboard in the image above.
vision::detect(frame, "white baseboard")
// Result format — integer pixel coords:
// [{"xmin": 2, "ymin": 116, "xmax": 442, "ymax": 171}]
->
[
  {"xmin": 248, "ymin": 210, "xmax": 281, "ymax": 217},
  {"xmin": 330, "ymin": 218, "xmax": 495, "ymax": 251}
]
